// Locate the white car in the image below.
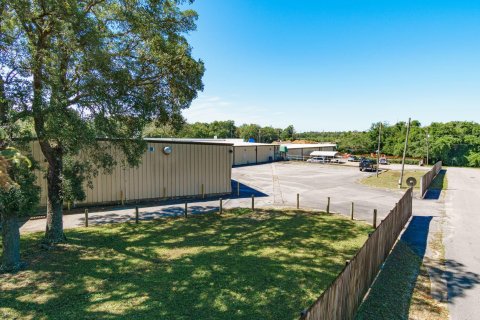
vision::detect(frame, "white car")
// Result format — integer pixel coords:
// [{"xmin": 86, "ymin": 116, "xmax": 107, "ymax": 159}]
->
[
  {"xmin": 307, "ymin": 157, "xmax": 327, "ymax": 163},
  {"xmin": 379, "ymin": 158, "xmax": 389, "ymax": 165}
]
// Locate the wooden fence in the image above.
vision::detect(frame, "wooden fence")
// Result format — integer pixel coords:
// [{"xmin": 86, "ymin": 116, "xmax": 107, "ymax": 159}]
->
[
  {"xmin": 299, "ymin": 188, "xmax": 413, "ymax": 320},
  {"xmin": 420, "ymin": 161, "xmax": 442, "ymax": 198}
]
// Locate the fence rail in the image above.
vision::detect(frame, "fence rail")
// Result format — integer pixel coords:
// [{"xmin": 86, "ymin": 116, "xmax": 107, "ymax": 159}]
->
[
  {"xmin": 420, "ymin": 161, "xmax": 442, "ymax": 198},
  {"xmin": 299, "ymin": 188, "xmax": 413, "ymax": 320}
]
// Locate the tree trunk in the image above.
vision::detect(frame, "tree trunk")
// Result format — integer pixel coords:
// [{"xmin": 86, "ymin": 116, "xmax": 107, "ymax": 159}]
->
[
  {"xmin": 1, "ymin": 212, "xmax": 21, "ymax": 272},
  {"xmin": 44, "ymin": 151, "xmax": 65, "ymax": 243}
]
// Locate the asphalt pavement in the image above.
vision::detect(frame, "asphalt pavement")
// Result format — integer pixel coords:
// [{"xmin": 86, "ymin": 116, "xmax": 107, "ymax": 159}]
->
[
  {"xmin": 21, "ymin": 162, "xmax": 412, "ymax": 233},
  {"xmin": 18, "ymin": 161, "xmax": 480, "ymax": 320},
  {"xmin": 443, "ymin": 167, "xmax": 480, "ymax": 319}
]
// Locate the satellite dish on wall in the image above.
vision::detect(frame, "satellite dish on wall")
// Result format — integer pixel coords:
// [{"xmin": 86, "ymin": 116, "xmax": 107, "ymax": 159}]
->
[{"xmin": 406, "ymin": 177, "xmax": 417, "ymax": 188}]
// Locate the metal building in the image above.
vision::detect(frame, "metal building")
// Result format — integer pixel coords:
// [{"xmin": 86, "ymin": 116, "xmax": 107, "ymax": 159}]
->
[
  {"xmin": 172, "ymin": 138, "xmax": 280, "ymax": 166},
  {"xmin": 31, "ymin": 139, "xmax": 233, "ymax": 207},
  {"xmin": 232, "ymin": 142, "xmax": 279, "ymax": 166},
  {"xmin": 282, "ymin": 143, "xmax": 337, "ymax": 160}
]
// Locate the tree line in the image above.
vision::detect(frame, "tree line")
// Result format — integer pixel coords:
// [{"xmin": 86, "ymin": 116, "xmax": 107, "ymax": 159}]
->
[
  {"xmin": 145, "ymin": 119, "xmax": 480, "ymax": 167},
  {"xmin": 297, "ymin": 120, "xmax": 480, "ymax": 167},
  {"xmin": 144, "ymin": 120, "xmax": 297, "ymax": 142}
]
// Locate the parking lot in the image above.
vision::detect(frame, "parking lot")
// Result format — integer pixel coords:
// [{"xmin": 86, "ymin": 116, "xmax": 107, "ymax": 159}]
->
[
  {"xmin": 20, "ymin": 161, "xmax": 433, "ymax": 233},
  {"xmin": 230, "ymin": 161, "xmax": 415, "ymax": 222}
]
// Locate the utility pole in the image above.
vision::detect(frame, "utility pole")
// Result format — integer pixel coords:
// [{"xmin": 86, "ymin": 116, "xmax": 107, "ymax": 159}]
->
[
  {"xmin": 426, "ymin": 130, "xmax": 430, "ymax": 166},
  {"xmin": 376, "ymin": 123, "xmax": 382, "ymax": 177},
  {"xmin": 398, "ymin": 118, "xmax": 411, "ymax": 188}
]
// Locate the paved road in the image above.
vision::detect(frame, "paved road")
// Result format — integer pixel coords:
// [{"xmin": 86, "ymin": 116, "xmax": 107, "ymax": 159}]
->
[
  {"xmin": 21, "ymin": 162, "xmax": 414, "ymax": 233},
  {"xmin": 444, "ymin": 168, "xmax": 480, "ymax": 320}
]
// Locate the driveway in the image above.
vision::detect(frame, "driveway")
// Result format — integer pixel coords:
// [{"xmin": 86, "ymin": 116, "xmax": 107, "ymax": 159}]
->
[
  {"xmin": 443, "ymin": 167, "xmax": 480, "ymax": 319},
  {"xmin": 21, "ymin": 162, "xmax": 414, "ymax": 233}
]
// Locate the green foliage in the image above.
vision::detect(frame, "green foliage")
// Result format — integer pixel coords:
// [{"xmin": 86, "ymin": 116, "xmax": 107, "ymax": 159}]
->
[
  {"xmin": 259, "ymin": 126, "xmax": 281, "ymax": 143},
  {"xmin": 0, "ymin": 129, "xmax": 40, "ymax": 218},
  {"xmin": 466, "ymin": 151, "xmax": 480, "ymax": 167},
  {"xmin": 236, "ymin": 123, "xmax": 261, "ymax": 141},
  {"xmin": 2, "ymin": 0, "xmax": 205, "ymax": 237},
  {"xmin": 209, "ymin": 120, "xmax": 236, "ymax": 138},
  {"xmin": 143, "ymin": 122, "xmax": 178, "ymax": 138},
  {"xmin": 298, "ymin": 121, "xmax": 480, "ymax": 167},
  {"xmin": 0, "ymin": 157, "xmax": 40, "ymax": 217},
  {"xmin": 0, "ymin": 209, "xmax": 371, "ymax": 319},
  {"xmin": 61, "ymin": 158, "xmax": 88, "ymax": 204},
  {"xmin": 280, "ymin": 125, "xmax": 295, "ymax": 141}
]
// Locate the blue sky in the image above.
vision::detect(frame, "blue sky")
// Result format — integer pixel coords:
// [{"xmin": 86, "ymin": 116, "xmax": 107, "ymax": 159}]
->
[{"xmin": 183, "ymin": 0, "xmax": 480, "ymax": 131}]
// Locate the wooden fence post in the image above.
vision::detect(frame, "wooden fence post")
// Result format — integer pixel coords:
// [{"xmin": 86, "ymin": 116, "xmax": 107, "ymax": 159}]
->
[
  {"xmin": 163, "ymin": 187, "xmax": 166, "ymax": 199},
  {"xmin": 202, "ymin": 184, "xmax": 205, "ymax": 199},
  {"xmin": 251, "ymin": 195, "xmax": 255, "ymax": 212},
  {"xmin": 373, "ymin": 209, "xmax": 377, "ymax": 228},
  {"xmin": 219, "ymin": 198, "xmax": 223, "ymax": 214},
  {"xmin": 297, "ymin": 193, "xmax": 300, "ymax": 209},
  {"xmin": 135, "ymin": 206, "xmax": 139, "ymax": 224},
  {"xmin": 84, "ymin": 209, "xmax": 88, "ymax": 227},
  {"xmin": 120, "ymin": 190, "xmax": 124, "ymax": 205},
  {"xmin": 237, "ymin": 181, "xmax": 240, "ymax": 197},
  {"xmin": 351, "ymin": 202, "xmax": 354, "ymax": 220},
  {"xmin": 327, "ymin": 197, "xmax": 330, "ymax": 214},
  {"xmin": 184, "ymin": 202, "xmax": 188, "ymax": 218}
]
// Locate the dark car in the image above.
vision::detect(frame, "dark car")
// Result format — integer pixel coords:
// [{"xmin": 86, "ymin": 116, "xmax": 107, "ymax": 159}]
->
[{"xmin": 359, "ymin": 159, "xmax": 377, "ymax": 172}]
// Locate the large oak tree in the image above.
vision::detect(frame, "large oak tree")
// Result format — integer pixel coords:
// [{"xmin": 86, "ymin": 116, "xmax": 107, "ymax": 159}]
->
[{"xmin": 1, "ymin": 0, "xmax": 204, "ymax": 243}]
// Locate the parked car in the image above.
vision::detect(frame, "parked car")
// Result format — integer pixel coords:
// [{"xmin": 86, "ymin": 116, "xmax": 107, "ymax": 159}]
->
[
  {"xmin": 359, "ymin": 159, "xmax": 377, "ymax": 172},
  {"xmin": 307, "ymin": 157, "xmax": 327, "ymax": 163},
  {"xmin": 379, "ymin": 158, "xmax": 389, "ymax": 165},
  {"xmin": 347, "ymin": 156, "xmax": 358, "ymax": 162}
]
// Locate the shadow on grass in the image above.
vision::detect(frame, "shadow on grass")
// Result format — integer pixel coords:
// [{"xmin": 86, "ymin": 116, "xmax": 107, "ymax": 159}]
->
[
  {"xmin": 355, "ymin": 216, "xmax": 479, "ymax": 319},
  {"xmin": 424, "ymin": 170, "xmax": 447, "ymax": 200},
  {"xmin": 356, "ymin": 216, "xmax": 431, "ymax": 319},
  {"xmin": 0, "ymin": 209, "xmax": 372, "ymax": 320}
]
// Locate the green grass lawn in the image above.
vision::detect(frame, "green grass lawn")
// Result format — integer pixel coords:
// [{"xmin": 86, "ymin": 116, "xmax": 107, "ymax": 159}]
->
[
  {"xmin": 429, "ymin": 170, "xmax": 448, "ymax": 190},
  {"xmin": 0, "ymin": 209, "xmax": 371, "ymax": 320},
  {"xmin": 360, "ymin": 170, "xmax": 426, "ymax": 189}
]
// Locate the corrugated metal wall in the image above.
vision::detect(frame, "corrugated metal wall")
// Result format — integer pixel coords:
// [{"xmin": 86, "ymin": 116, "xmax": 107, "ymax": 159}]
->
[
  {"xmin": 232, "ymin": 145, "xmax": 276, "ymax": 166},
  {"xmin": 31, "ymin": 141, "xmax": 232, "ymax": 207},
  {"xmin": 233, "ymin": 146, "xmax": 257, "ymax": 165},
  {"xmin": 287, "ymin": 146, "xmax": 336, "ymax": 158},
  {"xmin": 256, "ymin": 146, "xmax": 275, "ymax": 163}
]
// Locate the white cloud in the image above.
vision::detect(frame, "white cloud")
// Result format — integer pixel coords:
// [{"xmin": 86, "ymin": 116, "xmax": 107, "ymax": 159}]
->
[{"xmin": 184, "ymin": 94, "xmax": 279, "ymax": 126}]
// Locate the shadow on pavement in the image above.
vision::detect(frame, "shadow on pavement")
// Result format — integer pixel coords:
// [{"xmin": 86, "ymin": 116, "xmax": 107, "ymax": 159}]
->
[
  {"xmin": 424, "ymin": 170, "xmax": 447, "ymax": 200},
  {"xmin": 356, "ymin": 215, "xmax": 480, "ymax": 319},
  {"xmin": 79, "ymin": 206, "xmax": 221, "ymax": 226},
  {"xmin": 25, "ymin": 180, "xmax": 268, "ymax": 221},
  {"xmin": 231, "ymin": 179, "xmax": 269, "ymax": 198},
  {"xmin": 441, "ymin": 260, "xmax": 480, "ymax": 302}
]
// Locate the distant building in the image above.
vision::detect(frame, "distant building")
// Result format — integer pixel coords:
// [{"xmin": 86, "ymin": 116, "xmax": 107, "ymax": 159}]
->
[{"xmin": 280, "ymin": 143, "xmax": 337, "ymax": 160}]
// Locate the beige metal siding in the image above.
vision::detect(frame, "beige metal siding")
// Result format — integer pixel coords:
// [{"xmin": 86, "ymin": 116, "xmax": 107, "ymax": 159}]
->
[
  {"xmin": 286, "ymin": 148, "xmax": 303, "ymax": 157},
  {"xmin": 287, "ymin": 146, "xmax": 335, "ymax": 158},
  {"xmin": 31, "ymin": 141, "xmax": 232, "ymax": 207},
  {"xmin": 233, "ymin": 146, "xmax": 257, "ymax": 165},
  {"xmin": 321, "ymin": 146, "xmax": 335, "ymax": 151},
  {"xmin": 257, "ymin": 146, "xmax": 274, "ymax": 163},
  {"xmin": 302, "ymin": 148, "xmax": 319, "ymax": 156}
]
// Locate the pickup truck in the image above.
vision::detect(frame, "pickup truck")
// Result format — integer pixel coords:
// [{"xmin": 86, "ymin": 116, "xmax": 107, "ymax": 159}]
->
[{"xmin": 359, "ymin": 159, "xmax": 377, "ymax": 172}]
